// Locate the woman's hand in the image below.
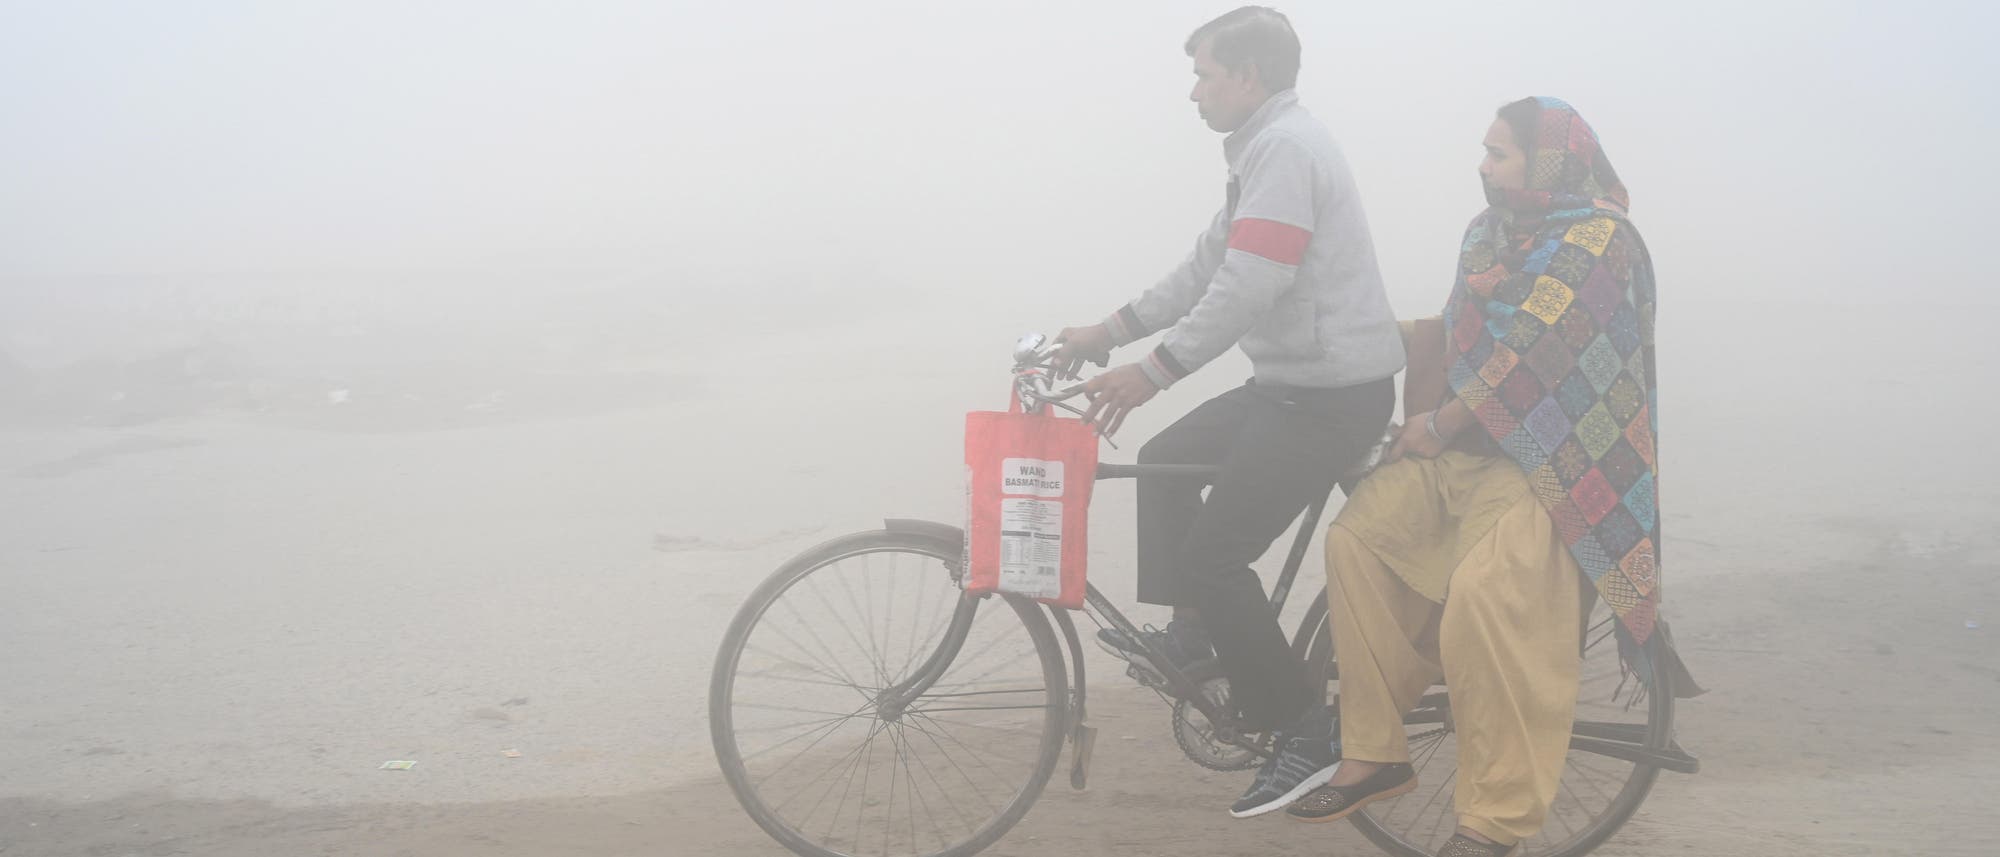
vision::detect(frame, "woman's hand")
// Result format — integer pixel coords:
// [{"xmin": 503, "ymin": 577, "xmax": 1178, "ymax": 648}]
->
[{"xmin": 1383, "ymin": 411, "xmax": 1448, "ymax": 463}]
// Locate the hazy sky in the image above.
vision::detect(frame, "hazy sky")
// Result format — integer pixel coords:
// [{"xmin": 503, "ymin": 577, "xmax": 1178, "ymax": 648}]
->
[{"xmin": 2, "ymin": 1, "xmax": 1994, "ymax": 314}]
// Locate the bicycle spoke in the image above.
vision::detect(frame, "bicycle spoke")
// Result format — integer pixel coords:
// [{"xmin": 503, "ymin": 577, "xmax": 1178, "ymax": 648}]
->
[
  {"xmin": 908, "ymin": 703, "xmax": 1048, "ymax": 715},
  {"xmin": 1408, "ymin": 727, "xmax": 1450, "ymax": 778},
  {"xmin": 897, "ymin": 561, "xmax": 935, "ymax": 681},
  {"xmin": 931, "ymin": 638, "xmax": 1040, "ymax": 690},
  {"xmin": 820, "ymin": 717, "xmax": 889, "ymax": 845},
  {"xmin": 772, "ymin": 720, "xmax": 877, "ymax": 836},
  {"xmin": 856, "ymin": 553, "xmax": 887, "ymax": 687},
  {"xmin": 737, "ymin": 654, "xmax": 872, "ymax": 691},
  {"xmin": 914, "ymin": 584, "xmax": 958, "ymax": 663},
  {"xmin": 758, "ymin": 734, "xmax": 874, "ymax": 818},
  {"xmin": 771, "ymin": 716, "xmax": 878, "ymax": 816},
  {"xmin": 817, "ymin": 565, "xmax": 893, "ymax": 688},
  {"xmin": 897, "ymin": 715, "xmax": 1042, "ymax": 737},
  {"xmin": 756, "ymin": 617, "xmax": 863, "ymax": 693},
  {"xmin": 852, "ymin": 710, "xmax": 878, "ymax": 853},
  {"xmin": 1566, "ymin": 755, "xmax": 1620, "ymax": 806},
  {"xmin": 923, "ymin": 622, "xmax": 1021, "ymax": 683},
  {"xmin": 1551, "ymin": 775, "xmax": 1584, "ymax": 840},
  {"xmin": 915, "ymin": 687, "xmax": 1051, "ymax": 698},
  {"xmin": 906, "ymin": 710, "xmax": 1031, "ymax": 776},
  {"xmin": 896, "ymin": 721, "xmax": 980, "ymax": 840},
  {"xmin": 895, "ymin": 599, "xmax": 962, "ymax": 685},
  {"xmin": 901, "ymin": 716, "xmax": 1044, "ymax": 770},
  {"xmin": 800, "ymin": 566, "xmax": 878, "ymax": 680},
  {"xmin": 739, "ymin": 644, "xmax": 860, "ymax": 687},
  {"xmin": 881, "ymin": 552, "xmax": 900, "ymax": 697},
  {"xmin": 881, "ymin": 724, "xmax": 916, "ymax": 855},
  {"xmin": 744, "ymin": 708, "xmax": 869, "ymax": 770},
  {"xmin": 773, "ymin": 595, "xmax": 874, "ymax": 696},
  {"xmin": 900, "ymin": 712, "xmax": 1007, "ymax": 813},
  {"xmin": 885, "ymin": 726, "xmax": 915, "ymax": 854},
  {"xmin": 735, "ymin": 714, "xmax": 852, "ymax": 737},
  {"xmin": 891, "ymin": 726, "xmax": 950, "ymax": 853},
  {"xmin": 735, "ymin": 701, "xmax": 872, "ymax": 719},
  {"xmin": 1401, "ymin": 765, "xmax": 1455, "ymax": 847}
]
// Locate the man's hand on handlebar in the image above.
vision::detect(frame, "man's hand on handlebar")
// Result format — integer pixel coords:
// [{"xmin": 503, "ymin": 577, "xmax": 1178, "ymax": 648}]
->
[
  {"xmin": 1080, "ymin": 364, "xmax": 1159, "ymax": 439},
  {"xmin": 1050, "ymin": 324, "xmax": 1114, "ymax": 380}
]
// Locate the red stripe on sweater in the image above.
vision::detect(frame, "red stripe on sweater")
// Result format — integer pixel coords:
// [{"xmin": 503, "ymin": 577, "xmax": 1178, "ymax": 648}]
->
[{"xmin": 1226, "ymin": 218, "xmax": 1311, "ymax": 265}]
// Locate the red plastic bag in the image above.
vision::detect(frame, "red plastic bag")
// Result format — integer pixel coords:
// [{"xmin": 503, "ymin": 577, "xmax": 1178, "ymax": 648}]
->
[{"xmin": 963, "ymin": 394, "xmax": 1098, "ymax": 609}]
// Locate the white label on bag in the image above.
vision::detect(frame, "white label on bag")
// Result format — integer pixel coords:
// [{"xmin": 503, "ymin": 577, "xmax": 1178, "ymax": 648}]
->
[
  {"xmin": 1000, "ymin": 458, "xmax": 1066, "ymax": 497},
  {"xmin": 998, "ymin": 497, "xmax": 1063, "ymax": 599}
]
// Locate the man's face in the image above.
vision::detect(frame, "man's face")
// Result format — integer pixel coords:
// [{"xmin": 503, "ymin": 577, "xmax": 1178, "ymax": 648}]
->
[
  {"xmin": 1188, "ymin": 38, "xmax": 1264, "ymax": 133},
  {"xmin": 1480, "ymin": 118, "xmax": 1530, "ymax": 195}
]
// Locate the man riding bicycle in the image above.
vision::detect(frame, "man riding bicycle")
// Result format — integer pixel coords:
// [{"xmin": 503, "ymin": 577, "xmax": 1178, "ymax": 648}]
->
[{"xmin": 1050, "ymin": 6, "xmax": 1404, "ymax": 819}]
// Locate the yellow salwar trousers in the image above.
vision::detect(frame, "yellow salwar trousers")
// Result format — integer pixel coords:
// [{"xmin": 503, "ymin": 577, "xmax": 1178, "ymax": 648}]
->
[{"xmin": 1325, "ymin": 451, "xmax": 1583, "ymax": 846}]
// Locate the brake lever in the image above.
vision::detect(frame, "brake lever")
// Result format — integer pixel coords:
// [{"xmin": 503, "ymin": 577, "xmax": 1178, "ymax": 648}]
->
[{"xmin": 1016, "ymin": 378, "xmax": 1119, "ymax": 450}]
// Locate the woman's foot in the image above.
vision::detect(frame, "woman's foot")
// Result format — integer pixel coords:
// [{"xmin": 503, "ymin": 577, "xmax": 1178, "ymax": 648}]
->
[
  {"xmin": 1325, "ymin": 757, "xmax": 1390, "ymax": 787},
  {"xmin": 1284, "ymin": 761, "xmax": 1416, "ymax": 823},
  {"xmin": 1436, "ymin": 831, "xmax": 1515, "ymax": 856}
]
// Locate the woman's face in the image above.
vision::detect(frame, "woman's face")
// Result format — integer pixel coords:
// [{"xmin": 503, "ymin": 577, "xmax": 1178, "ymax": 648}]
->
[{"xmin": 1480, "ymin": 117, "xmax": 1529, "ymax": 194}]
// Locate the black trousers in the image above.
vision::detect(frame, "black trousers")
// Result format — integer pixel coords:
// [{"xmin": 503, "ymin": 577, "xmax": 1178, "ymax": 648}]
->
[{"xmin": 1135, "ymin": 377, "xmax": 1394, "ymax": 731}]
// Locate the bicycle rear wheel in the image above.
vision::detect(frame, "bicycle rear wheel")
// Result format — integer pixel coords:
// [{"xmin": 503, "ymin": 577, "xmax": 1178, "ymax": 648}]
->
[
  {"xmin": 1293, "ymin": 589, "xmax": 1676, "ymax": 857},
  {"xmin": 710, "ymin": 529, "xmax": 1068, "ymax": 857},
  {"xmin": 1345, "ymin": 598, "xmax": 1676, "ymax": 857}
]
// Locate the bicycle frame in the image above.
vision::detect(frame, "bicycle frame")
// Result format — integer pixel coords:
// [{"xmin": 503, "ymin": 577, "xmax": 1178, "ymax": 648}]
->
[
  {"xmin": 873, "ymin": 460, "xmax": 1331, "ymax": 758},
  {"xmin": 1079, "ymin": 462, "xmax": 1327, "ymax": 752}
]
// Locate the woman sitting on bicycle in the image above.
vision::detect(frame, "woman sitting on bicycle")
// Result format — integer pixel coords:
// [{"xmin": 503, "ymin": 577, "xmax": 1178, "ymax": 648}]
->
[{"xmin": 1286, "ymin": 98, "xmax": 1694, "ymax": 857}]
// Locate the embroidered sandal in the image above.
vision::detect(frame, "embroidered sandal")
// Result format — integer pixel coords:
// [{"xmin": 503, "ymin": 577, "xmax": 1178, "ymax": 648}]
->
[
  {"xmin": 1284, "ymin": 762, "xmax": 1416, "ymax": 823},
  {"xmin": 1435, "ymin": 833, "xmax": 1519, "ymax": 856}
]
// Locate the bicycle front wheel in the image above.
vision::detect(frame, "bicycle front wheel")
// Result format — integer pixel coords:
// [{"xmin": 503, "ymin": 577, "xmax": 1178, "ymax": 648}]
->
[{"xmin": 709, "ymin": 528, "xmax": 1069, "ymax": 857}]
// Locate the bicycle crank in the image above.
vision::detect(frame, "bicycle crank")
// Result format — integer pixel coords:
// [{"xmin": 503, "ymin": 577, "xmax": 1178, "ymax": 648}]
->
[{"xmin": 1171, "ymin": 673, "xmax": 1265, "ymax": 771}]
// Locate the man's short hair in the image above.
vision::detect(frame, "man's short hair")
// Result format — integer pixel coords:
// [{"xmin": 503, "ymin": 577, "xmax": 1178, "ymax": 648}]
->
[{"xmin": 1185, "ymin": 6, "xmax": 1301, "ymax": 92}]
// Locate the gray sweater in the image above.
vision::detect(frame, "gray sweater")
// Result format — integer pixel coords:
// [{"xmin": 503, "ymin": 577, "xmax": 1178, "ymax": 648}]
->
[{"xmin": 1105, "ymin": 90, "xmax": 1405, "ymax": 390}]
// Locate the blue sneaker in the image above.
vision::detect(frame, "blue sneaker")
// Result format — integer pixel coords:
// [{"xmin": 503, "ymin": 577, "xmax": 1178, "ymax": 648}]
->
[{"xmin": 1229, "ymin": 706, "xmax": 1341, "ymax": 818}]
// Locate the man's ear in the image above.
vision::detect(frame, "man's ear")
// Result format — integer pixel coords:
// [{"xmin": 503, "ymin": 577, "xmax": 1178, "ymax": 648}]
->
[{"xmin": 1234, "ymin": 61, "xmax": 1263, "ymax": 93}]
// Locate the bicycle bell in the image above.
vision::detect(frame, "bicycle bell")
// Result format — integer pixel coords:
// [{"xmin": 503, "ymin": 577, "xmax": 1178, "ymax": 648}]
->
[{"xmin": 1013, "ymin": 332, "xmax": 1048, "ymax": 367}]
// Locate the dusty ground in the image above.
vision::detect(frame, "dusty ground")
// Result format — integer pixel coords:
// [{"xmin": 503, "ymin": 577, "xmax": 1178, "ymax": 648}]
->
[{"xmin": 2, "ymin": 301, "xmax": 1996, "ymax": 856}]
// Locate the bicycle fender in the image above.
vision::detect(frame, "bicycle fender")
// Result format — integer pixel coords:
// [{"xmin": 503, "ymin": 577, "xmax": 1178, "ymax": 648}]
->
[
  {"xmin": 1047, "ymin": 607, "xmax": 1094, "ymax": 791},
  {"xmin": 882, "ymin": 518, "xmax": 964, "ymax": 546}
]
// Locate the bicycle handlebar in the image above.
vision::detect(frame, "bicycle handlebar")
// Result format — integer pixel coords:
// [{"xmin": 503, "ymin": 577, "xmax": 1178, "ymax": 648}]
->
[
  {"xmin": 1011, "ymin": 332, "xmax": 1093, "ymax": 414},
  {"xmin": 1011, "ymin": 331, "xmax": 1393, "ymax": 482}
]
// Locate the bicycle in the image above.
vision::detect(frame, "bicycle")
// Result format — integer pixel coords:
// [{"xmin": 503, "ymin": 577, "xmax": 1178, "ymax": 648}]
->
[{"xmin": 709, "ymin": 333, "xmax": 1698, "ymax": 857}]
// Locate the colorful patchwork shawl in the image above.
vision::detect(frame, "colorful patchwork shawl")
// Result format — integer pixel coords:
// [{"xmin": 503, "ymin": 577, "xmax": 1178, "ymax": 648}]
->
[{"xmin": 1444, "ymin": 98, "xmax": 1663, "ymax": 645}]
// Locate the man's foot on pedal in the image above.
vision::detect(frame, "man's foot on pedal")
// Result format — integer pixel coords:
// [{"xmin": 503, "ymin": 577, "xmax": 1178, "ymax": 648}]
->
[
  {"xmin": 1094, "ymin": 620, "xmax": 1214, "ymax": 670},
  {"xmin": 1229, "ymin": 706, "xmax": 1340, "ymax": 819}
]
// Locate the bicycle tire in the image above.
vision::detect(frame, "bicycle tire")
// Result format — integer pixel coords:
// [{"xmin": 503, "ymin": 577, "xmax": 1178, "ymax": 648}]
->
[{"xmin": 710, "ymin": 528, "xmax": 1070, "ymax": 857}]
